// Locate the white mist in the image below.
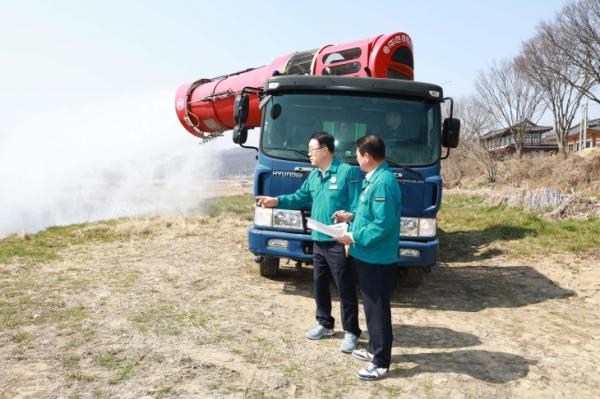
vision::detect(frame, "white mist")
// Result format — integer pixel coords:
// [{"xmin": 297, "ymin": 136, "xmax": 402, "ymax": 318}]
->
[{"xmin": 0, "ymin": 89, "xmax": 227, "ymax": 237}]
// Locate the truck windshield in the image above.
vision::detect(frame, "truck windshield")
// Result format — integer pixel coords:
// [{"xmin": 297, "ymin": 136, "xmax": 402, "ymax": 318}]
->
[{"xmin": 261, "ymin": 93, "xmax": 440, "ymax": 166}]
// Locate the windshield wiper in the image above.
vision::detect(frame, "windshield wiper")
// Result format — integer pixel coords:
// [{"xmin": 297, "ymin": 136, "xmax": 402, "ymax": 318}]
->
[
  {"xmin": 267, "ymin": 147, "xmax": 310, "ymax": 159},
  {"xmin": 385, "ymin": 158, "xmax": 424, "ymax": 180}
]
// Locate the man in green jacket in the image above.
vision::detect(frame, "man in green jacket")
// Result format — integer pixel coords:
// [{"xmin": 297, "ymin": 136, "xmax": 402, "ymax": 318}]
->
[
  {"xmin": 336, "ymin": 134, "xmax": 401, "ymax": 381},
  {"xmin": 256, "ymin": 131, "xmax": 363, "ymax": 353}
]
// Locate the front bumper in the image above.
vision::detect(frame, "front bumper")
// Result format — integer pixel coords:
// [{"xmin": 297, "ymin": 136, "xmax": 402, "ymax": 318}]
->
[
  {"xmin": 397, "ymin": 238, "xmax": 438, "ymax": 267},
  {"xmin": 248, "ymin": 226, "xmax": 439, "ymax": 267},
  {"xmin": 248, "ymin": 227, "xmax": 314, "ymax": 263}
]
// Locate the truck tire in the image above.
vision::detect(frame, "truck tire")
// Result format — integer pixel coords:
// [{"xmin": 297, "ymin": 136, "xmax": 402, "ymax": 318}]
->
[
  {"xmin": 259, "ymin": 257, "xmax": 280, "ymax": 278},
  {"xmin": 396, "ymin": 266, "xmax": 424, "ymax": 288}
]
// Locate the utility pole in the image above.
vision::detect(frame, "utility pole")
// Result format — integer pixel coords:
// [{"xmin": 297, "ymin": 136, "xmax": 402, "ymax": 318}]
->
[
  {"xmin": 582, "ymin": 95, "xmax": 588, "ymax": 150},
  {"xmin": 578, "ymin": 67, "xmax": 590, "ymax": 151},
  {"xmin": 579, "ymin": 96, "xmax": 589, "ymax": 151}
]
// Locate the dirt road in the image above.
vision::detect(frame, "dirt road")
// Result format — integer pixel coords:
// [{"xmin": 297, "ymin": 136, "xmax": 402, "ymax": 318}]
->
[{"xmin": 1, "ymin": 208, "xmax": 599, "ymax": 398}]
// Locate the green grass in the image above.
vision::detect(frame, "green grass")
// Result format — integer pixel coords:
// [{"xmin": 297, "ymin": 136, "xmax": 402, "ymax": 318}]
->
[
  {"xmin": 108, "ymin": 360, "xmax": 138, "ymax": 385},
  {"xmin": 204, "ymin": 194, "xmax": 254, "ymax": 219},
  {"xmin": 282, "ymin": 365, "xmax": 301, "ymax": 378},
  {"xmin": 0, "ymin": 286, "xmax": 88, "ymax": 329},
  {"xmin": 97, "ymin": 350, "xmax": 144, "ymax": 385},
  {"xmin": 64, "ymin": 355, "xmax": 81, "ymax": 368},
  {"xmin": 154, "ymin": 386, "xmax": 175, "ymax": 398},
  {"xmin": 384, "ymin": 385, "xmax": 403, "ymax": 398},
  {"xmin": 131, "ymin": 303, "xmax": 210, "ymax": 336},
  {"xmin": 98, "ymin": 350, "xmax": 123, "ymax": 369},
  {"xmin": 439, "ymin": 194, "xmax": 600, "ymax": 259},
  {"xmin": 0, "ymin": 195, "xmax": 255, "ymax": 264},
  {"xmin": 111, "ymin": 271, "xmax": 140, "ymax": 288},
  {"xmin": 69, "ymin": 372, "xmax": 97, "ymax": 383},
  {"xmin": 10, "ymin": 331, "xmax": 29, "ymax": 344},
  {"xmin": 0, "ymin": 221, "xmax": 132, "ymax": 263},
  {"xmin": 422, "ymin": 377, "xmax": 434, "ymax": 399}
]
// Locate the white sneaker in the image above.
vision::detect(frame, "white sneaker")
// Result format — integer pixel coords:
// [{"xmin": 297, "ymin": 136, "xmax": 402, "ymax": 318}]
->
[
  {"xmin": 357, "ymin": 362, "xmax": 389, "ymax": 381},
  {"xmin": 351, "ymin": 348, "xmax": 374, "ymax": 361}
]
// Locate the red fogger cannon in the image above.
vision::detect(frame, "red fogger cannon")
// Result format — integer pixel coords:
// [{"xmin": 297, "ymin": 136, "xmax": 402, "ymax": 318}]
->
[{"xmin": 175, "ymin": 32, "xmax": 414, "ymax": 141}]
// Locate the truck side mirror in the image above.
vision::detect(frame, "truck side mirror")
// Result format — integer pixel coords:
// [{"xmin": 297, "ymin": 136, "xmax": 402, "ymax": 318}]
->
[
  {"xmin": 442, "ymin": 118, "xmax": 460, "ymax": 148},
  {"xmin": 233, "ymin": 94, "xmax": 250, "ymax": 144},
  {"xmin": 233, "ymin": 126, "xmax": 248, "ymax": 144},
  {"xmin": 234, "ymin": 94, "xmax": 250, "ymax": 124}
]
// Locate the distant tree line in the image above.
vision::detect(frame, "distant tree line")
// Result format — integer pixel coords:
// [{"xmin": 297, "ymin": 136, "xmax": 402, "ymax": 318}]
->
[{"xmin": 455, "ymin": 0, "xmax": 599, "ymax": 182}]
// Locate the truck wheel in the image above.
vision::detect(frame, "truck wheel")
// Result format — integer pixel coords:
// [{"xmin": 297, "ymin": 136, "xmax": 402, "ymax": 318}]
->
[
  {"xmin": 396, "ymin": 266, "xmax": 424, "ymax": 288},
  {"xmin": 259, "ymin": 257, "xmax": 280, "ymax": 277}
]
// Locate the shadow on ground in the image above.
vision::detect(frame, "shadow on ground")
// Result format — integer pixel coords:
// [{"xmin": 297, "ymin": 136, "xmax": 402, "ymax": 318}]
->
[
  {"xmin": 276, "ymin": 264, "xmax": 575, "ymax": 312},
  {"xmin": 390, "ymin": 350, "xmax": 535, "ymax": 383},
  {"xmin": 438, "ymin": 225, "xmax": 536, "ymax": 263},
  {"xmin": 391, "ymin": 264, "xmax": 575, "ymax": 311},
  {"xmin": 392, "ymin": 324, "xmax": 481, "ymax": 348}
]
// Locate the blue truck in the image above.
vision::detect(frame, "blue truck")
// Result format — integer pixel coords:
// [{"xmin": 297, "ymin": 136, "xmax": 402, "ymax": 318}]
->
[
  {"xmin": 234, "ymin": 75, "xmax": 459, "ymax": 287},
  {"xmin": 175, "ymin": 32, "xmax": 460, "ymax": 287}
]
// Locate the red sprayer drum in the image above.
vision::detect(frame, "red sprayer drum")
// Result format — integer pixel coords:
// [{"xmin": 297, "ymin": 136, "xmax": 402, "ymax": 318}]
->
[{"xmin": 175, "ymin": 32, "xmax": 414, "ymax": 139}]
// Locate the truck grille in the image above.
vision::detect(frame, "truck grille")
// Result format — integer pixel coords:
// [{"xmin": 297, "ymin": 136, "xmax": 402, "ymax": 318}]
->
[
  {"xmin": 301, "ymin": 210, "xmax": 312, "ymax": 234},
  {"xmin": 303, "ymin": 241, "xmax": 313, "ymax": 255}
]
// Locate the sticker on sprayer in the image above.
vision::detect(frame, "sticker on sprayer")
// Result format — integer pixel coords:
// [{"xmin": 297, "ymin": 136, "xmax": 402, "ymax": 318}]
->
[{"xmin": 176, "ymin": 98, "xmax": 185, "ymax": 111}]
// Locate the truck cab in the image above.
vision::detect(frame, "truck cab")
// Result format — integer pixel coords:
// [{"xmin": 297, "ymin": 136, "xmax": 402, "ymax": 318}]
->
[{"xmin": 245, "ymin": 75, "xmax": 459, "ymax": 287}]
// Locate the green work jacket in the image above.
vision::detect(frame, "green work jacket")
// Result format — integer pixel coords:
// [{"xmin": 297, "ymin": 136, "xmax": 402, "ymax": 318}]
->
[
  {"xmin": 277, "ymin": 158, "xmax": 362, "ymax": 242},
  {"xmin": 349, "ymin": 162, "xmax": 401, "ymax": 265}
]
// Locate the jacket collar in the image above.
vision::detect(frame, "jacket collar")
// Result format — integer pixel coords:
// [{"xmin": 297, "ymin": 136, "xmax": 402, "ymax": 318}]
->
[
  {"xmin": 362, "ymin": 162, "xmax": 388, "ymax": 189},
  {"xmin": 321, "ymin": 157, "xmax": 340, "ymax": 178}
]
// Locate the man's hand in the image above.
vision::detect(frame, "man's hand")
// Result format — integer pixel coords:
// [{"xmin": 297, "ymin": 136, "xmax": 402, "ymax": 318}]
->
[
  {"xmin": 336, "ymin": 233, "xmax": 353, "ymax": 245},
  {"xmin": 333, "ymin": 210, "xmax": 353, "ymax": 223},
  {"xmin": 256, "ymin": 195, "xmax": 279, "ymax": 208}
]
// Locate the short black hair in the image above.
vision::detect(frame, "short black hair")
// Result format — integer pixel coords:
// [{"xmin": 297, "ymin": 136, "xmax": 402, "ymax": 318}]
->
[
  {"xmin": 310, "ymin": 131, "xmax": 335, "ymax": 153},
  {"xmin": 356, "ymin": 134, "xmax": 385, "ymax": 161}
]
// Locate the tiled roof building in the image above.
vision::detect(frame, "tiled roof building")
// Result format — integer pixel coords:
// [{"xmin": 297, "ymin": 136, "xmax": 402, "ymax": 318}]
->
[{"xmin": 481, "ymin": 120, "xmax": 557, "ymax": 157}]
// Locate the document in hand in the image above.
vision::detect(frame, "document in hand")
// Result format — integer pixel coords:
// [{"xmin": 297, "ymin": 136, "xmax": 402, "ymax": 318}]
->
[{"xmin": 306, "ymin": 218, "xmax": 348, "ymax": 238}]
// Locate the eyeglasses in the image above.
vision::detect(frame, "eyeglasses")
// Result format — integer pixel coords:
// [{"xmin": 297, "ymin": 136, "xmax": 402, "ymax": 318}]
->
[{"xmin": 307, "ymin": 146, "xmax": 324, "ymax": 154}]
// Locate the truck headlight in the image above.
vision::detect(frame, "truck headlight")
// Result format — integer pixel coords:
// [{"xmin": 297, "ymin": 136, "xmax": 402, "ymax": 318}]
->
[
  {"xmin": 400, "ymin": 217, "xmax": 436, "ymax": 237},
  {"xmin": 254, "ymin": 207, "xmax": 273, "ymax": 227},
  {"xmin": 401, "ymin": 217, "xmax": 419, "ymax": 237},
  {"xmin": 254, "ymin": 207, "xmax": 303, "ymax": 230},
  {"xmin": 418, "ymin": 218, "xmax": 437, "ymax": 237},
  {"xmin": 273, "ymin": 209, "xmax": 303, "ymax": 229}
]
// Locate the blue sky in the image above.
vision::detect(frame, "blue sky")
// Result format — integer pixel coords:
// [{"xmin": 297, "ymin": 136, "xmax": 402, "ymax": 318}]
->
[
  {"xmin": 0, "ymin": 0, "xmax": 595, "ymax": 235},
  {"xmin": 2, "ymin": 0, "xmax": 596, "ymax": 131},
  {"xmin": 0, "ymin": 1, "xmax": 581, "ymax": 96}
]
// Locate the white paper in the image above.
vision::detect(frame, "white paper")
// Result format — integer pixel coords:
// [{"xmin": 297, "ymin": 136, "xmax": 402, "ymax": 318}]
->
[{"xmin": 306, "ymin": 218, "xmax": 348, "ymax": 238}]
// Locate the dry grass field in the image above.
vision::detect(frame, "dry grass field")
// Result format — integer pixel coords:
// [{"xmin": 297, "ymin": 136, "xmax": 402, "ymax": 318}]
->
[{"xmin": 1, "ymin": 191, "xmax": 599, "ymax": 398}]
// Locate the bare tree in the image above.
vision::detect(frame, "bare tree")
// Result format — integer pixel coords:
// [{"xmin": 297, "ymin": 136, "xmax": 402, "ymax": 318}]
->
[
  {"xmin": 440, "ymin": 99, "xmax": 469, "ymax": 186},
  {"xmin": 517, "ymin": 22, "xmax": 593, "ymax": 158},
  {"xmin": 538, "ymin": 0, "xmax": 600, "ymax": 104},
  {"xmin": 454, "ymin": 96, "xmax": 499, "ymax": 182},
  {"xmin": 475, "ymin": 58, "xmax": 546, "ymax": 158}
]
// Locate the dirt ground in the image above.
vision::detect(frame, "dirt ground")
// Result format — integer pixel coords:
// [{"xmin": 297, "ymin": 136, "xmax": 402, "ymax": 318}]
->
[{"xmin": 1, "ymin": 192, "xmax": 600, "ymax": 397}]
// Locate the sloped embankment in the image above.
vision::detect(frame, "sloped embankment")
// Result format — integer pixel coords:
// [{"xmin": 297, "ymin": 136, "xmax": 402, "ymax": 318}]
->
[{"xmin": 1, "ymin": 193, "xmax": 599, "ymax": 397}]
